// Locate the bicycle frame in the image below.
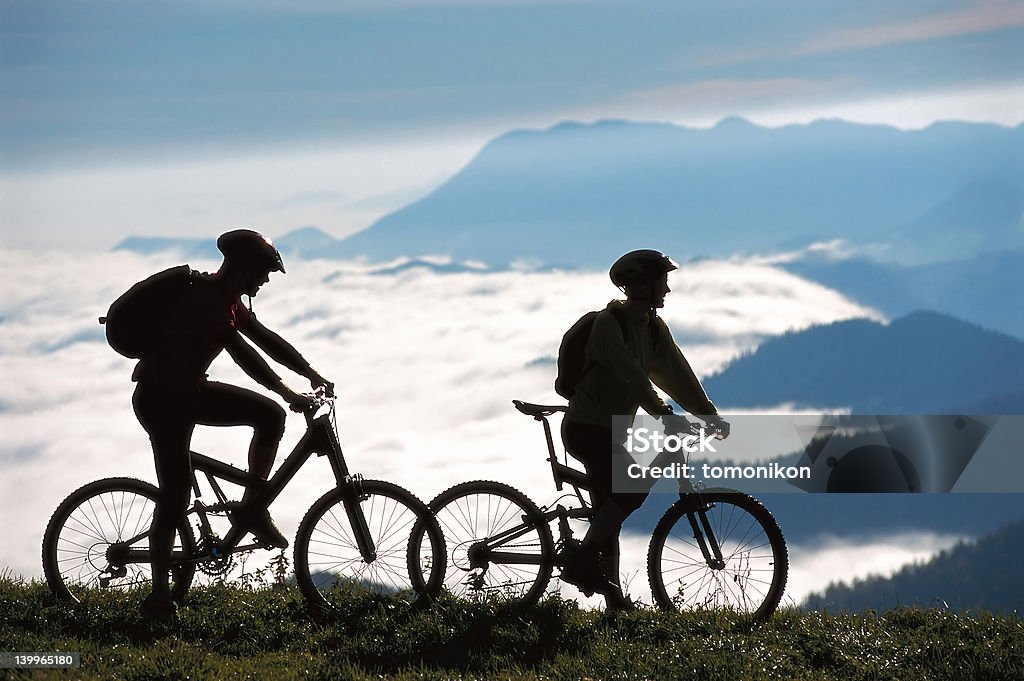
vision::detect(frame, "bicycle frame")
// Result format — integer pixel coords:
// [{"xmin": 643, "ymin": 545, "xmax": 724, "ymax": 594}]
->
[
  {"xmin": 499, "ymin": 400, "xmax": 728, "ymax": 572},
  {"xmin": 118, "ymin": 399, "xmax": 379, "ymax": 568}
]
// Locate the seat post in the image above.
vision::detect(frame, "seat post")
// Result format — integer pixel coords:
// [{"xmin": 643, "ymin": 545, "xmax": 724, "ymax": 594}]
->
[{"xmin": 537, "ymin": 415, "xmax": 565, "ymax": 491}]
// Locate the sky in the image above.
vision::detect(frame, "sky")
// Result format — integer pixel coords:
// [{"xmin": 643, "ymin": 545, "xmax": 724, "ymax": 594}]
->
[{"xmin": 1, "ymin": 0, "xmax": 1022, "ymax": 249}]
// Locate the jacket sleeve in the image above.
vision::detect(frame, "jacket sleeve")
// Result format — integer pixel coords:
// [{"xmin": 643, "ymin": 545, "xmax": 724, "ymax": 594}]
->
[
  {"xmin": 587, "ymin": 310, "xmax": 671, "ymax": 415},
  {"xmin": 648, "ymin": 320, "xmax": 718, "ymax": 415}
]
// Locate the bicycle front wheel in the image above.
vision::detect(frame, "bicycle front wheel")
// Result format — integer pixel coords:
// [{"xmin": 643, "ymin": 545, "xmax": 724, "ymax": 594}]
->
[
  {"xmin": 648, "ymin": 489, "xmax": 787, "ymax": 622},
  {"xmin": 294, "ymin": 480, "xmax": 445, "ymax": 612},
  {"xmin": 429, "ymin": 480, "xmax": 555, "ymax": 609},
  {"xmin": 42, "ymin": 477, "xmax": 197, "ymax": 604}
]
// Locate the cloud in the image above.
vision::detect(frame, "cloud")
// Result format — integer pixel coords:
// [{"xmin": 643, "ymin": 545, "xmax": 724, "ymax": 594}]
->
[
  {"xmin": 269, "ymin": 189, "xmax": 348, "ymax": 211},
  {"xmin": 0, "ymin": 137, "xmax": 482, "ymax": 250},
  {"xmin": 745, "ymin": 81, "xmax": 1024, "ymax": 130},
  {"xmin": 186, "ymin": 0, "xmax": 594, "ymax": 11},
  {"xmin": 0, "ymin": 248, "xmax": 878, "ymax": 582},
  {"xmin": 699, "ymin": 2, "xmax": 1024, "ymax": 68},
  {"xmin": 571, "ymin": 528, "xmax": 966, "ymax": 610},
  {"xmin": 797, "ymin": 2, "xmax": 1024, "ymax": 56},
  {"xmin": 575, "ymin": 78, "xmax": 850, "ymax": 127},
  {"xmin": 620, "ymin": 78, "xmax": 845, "ymax": 110},
  {"xmin": 784, "ymin": 531, "xmax": 968, "ymax": 606}
]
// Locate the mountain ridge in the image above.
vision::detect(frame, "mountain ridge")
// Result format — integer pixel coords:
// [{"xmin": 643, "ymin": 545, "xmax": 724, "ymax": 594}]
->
[
  {"xmin": 702, "ymin": 310, "xmax": 1024, "ymax": 414},
  {"xmin": 338, "ymin": 117, "xmax": 1024, "ymax": 266}
]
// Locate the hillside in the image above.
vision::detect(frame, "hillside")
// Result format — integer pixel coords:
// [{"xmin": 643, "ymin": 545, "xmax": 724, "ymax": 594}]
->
[
  {"xmin": 803, "ymin": 520, "xmax": 1024, "ymax": 614},
  {"xmin": 338, "ymin": 118, "xmax": 1024, "ymax": 266},
  {"xmin": 701, "ymin": 310, "xmax": 1024, "ymax": 414},
  {"xmin": 781, "ymin": 250, "xmax": 1024, "ymax": 340},
  {"xmin": 2, "ymin": 579, "xmax": 1021, "ymax": 680}
]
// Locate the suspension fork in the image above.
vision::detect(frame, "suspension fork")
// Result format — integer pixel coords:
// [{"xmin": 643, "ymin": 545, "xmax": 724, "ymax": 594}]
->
[
  {"xmin": 310, "ymin": 411, "xmax": 378, "ymax": 563},
  {"xmin": 685, "ymin": 498, "xmax": 726, "ymax": 570},
  {"xmin": 339, "ymin": 474, "xmax": 377, "ymax": 563}
]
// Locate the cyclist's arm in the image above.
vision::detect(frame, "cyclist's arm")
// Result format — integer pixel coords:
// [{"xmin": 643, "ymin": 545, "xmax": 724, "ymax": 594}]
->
[
  {"xmin": 588, "ymin": 311, "xmax": 672, "ymax": 415},
  {"xmin": 647, "ymin": 320, "xmax": 719, "ymax": 418},
  {"xmin": 240, "ymin": 316, "xmax": 333, "ymax": 392},
  {"xmin": 224, "ymin": 331, "xmax": 306, "ymax": 407}
]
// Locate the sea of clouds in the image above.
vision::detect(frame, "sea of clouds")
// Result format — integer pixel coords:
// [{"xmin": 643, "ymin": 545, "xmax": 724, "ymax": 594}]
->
[{"xmin": 0, "ymin": 247, "xmax": 964, "ymax": 606}]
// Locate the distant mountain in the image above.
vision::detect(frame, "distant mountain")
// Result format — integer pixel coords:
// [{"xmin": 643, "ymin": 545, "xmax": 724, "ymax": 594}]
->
[
  {"xmin": 113, "ymin": 235, "xmax": 218, "ymax": 259},
  {"xmin": 364, "ymin": 259, "xmax": 489, "ymax": 276},
  {"xmin": 702, "ymin": 310, "xmax": 1024, "ymax": 414},
  {"xmin": 781, "ymin": 250, "xmax": 1024, "ymax": 340},
  {"xmin": 889, "ymin": 176, "xmax": 1024, "ymax": 264},
  {"xmin": 338, "ymin": 118, "xmax": 1024, "ymax": 266},
  {"xmin": 113, "ymin": 227, "xmax": 352, "ymax": 263},
  {"xmin": 801, "ymin": 520, "xmax": 1024, "ymax": 613}
]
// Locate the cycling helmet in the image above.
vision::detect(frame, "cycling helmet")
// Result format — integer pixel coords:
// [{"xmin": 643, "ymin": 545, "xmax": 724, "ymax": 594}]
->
[
  {"xmin": 609, "ymin": 249, "xmax": 677, "ymax": 287},
  {"xmin": 217, "ymin": 229, "xmax": 286, "ymax": 274}
]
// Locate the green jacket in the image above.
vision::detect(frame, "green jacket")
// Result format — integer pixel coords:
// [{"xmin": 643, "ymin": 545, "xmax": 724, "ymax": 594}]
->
[{"xmin": 566, "ymin": 300, "xmax": 717, "ymax": 428}]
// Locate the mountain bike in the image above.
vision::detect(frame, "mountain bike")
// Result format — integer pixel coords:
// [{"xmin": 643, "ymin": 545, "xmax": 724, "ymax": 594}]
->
[
  {"xmin": 42, "ymin": 390, "xmax": 446, "ymax": 613},
  {"xmin": 420, "ymin": 400, "xmax": 787, "ymax": 621}
]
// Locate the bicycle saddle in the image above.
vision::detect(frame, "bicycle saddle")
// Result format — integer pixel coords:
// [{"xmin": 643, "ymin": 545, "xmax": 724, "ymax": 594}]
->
[{"xmin": 512, "ymin": 400, "xmax": 568, "ymax": 418}]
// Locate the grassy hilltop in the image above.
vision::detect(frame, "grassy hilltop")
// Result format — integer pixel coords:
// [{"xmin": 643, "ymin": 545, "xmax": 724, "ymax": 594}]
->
[{"xmin": 2, "ymin": 577, "xmax": 1021, "ymax": 680}]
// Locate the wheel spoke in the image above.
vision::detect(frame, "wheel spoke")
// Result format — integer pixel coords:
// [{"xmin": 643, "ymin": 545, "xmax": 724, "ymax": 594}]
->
[
  {"xmin": 429, "ymin": 483, "xmax": 552, "ymax": 606},
  {"xmin": 297, "ymin": 484, "xmax": 443, "ymax": 609},
  {"xmin": 44, "ymin": 480, "xmax": 195, "ymax": 604},
  {"xmin": 651, "ymin": 494, "xmax": 786, "ymax": 621}
]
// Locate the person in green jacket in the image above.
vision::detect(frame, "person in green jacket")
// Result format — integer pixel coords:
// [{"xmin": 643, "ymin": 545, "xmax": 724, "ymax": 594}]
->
[{"xmin": 560, "ymin": 249, "xmax": 729, "ymax": 610}]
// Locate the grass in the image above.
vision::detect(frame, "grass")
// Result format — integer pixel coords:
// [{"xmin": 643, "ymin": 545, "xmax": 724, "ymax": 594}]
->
[{"xmin": 2, "ymin": 575, "xmax": 1021, "ymax": 680}]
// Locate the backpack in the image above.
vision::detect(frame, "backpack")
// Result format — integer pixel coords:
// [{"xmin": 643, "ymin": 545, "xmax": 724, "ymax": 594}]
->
[
  {"xmin": 556, "ymin": 307, "xmax": 660, "ymax": 399},
  {"xmin": 99, "ymin": 265, "xmax": 197, "ymax": 358},
  {"xmin": 552, "ymin": 307, "xmax": 663, "ymax": 399}
]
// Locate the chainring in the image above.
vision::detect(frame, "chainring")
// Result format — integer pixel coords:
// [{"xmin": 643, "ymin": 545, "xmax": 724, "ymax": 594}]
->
[{"xmin": 195, "ymin": 535, "xmax": 235, "ymax": 576}]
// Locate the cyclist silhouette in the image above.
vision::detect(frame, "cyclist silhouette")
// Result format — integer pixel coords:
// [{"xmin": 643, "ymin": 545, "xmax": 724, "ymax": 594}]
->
[
  {"xmin": 560, "ymin": 249, "xmax": 729, "ymax": 610},
  {"xmin": 128, "ymin": 229, "xmax": 333, "ymax": 621}
]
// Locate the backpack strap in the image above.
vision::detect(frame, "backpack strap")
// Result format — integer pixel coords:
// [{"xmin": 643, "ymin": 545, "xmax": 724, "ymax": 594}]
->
[{"xmin": 579, "ymin": 307, "xmax": 631, "ymax": 377}]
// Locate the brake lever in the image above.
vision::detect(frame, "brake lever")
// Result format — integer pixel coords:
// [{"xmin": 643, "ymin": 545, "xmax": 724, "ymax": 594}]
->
[{"xmin": 302, "ymin": 389, "xmax": 333, "ymax": 427}]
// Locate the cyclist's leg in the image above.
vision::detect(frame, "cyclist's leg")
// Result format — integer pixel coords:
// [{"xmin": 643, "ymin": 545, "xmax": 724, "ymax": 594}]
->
[
  {"xmin": 192, "ymin": 382, "xmax": 288, "ymax": 546},
  {"xmin": 595, "ymin": 492, "xmax": 646, "ymax": 587},
  {"xmin": 563, "ymin": 419, "xmax": 651, "ymax": 605},
  {"xmin": 133, "ymin": 384, "xmax": 194, "ymax": 602},
  {"xmin": 193, "ymin": 381, "xmax": 286, "ymax": 500},
  {"xmin": 562, "ymin": 421, "xmax": 645, "ymax": 597}
]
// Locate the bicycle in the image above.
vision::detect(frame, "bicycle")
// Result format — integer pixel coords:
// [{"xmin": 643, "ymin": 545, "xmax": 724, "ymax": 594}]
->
[
  {"xmin": 42, "ymin": 390, "xmax": 446, "ymax": 613},
  {"xmin": 421, "ymin": 400, "xmax": 787, "ymax": 621}
]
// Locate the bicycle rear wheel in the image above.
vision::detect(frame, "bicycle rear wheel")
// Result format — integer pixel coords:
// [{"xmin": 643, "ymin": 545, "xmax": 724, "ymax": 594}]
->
[
  {"xmin": 42, "ymin": 477, "xmax": 196, "ymax": 604},
  {"xmin": 428, "ymin": 480, "xmax": 555, "ymax": 608},
  {"xmin": 648, "ymin": 489, "xmax": 787, "ymax": 622},
  {"xmin": 294, "ymin": 480, "xmax": 445, "ymax": 612}
]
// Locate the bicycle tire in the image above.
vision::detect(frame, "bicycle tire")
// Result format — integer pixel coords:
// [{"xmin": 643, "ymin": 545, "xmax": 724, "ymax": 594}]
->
[
  {"xmin": 428, "ymin": 480, "xmax": 555, "ymax": 609},
  {"xmin": 42, "ymin": 477, "xmax": 197, "ymax": 604},
  {"xmin": 648, "ymin": 489, "xmax": 787, "ymax": 622},
  {"xmin": 294, "ymin": 479, "xmax": 446, "ymax": 612}
]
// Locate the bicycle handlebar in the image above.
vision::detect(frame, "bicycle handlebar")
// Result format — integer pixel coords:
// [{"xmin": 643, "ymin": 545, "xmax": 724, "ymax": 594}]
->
[
  {"xmin": 301, "ymin": 387, "xmax": 335, "ymax": 427},
  {"xmin": 662, "ymin": 413, "xmax": 728, "ymax": 439}
]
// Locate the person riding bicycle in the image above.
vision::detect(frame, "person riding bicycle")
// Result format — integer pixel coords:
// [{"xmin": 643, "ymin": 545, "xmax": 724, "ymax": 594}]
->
[
  {"xmin": 560, "ymin": 249, "xmax": 729, "ymax": 610},
  {"xmin": 130, "ymin": 229, "xmax": 334, "ymax": 621}
]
